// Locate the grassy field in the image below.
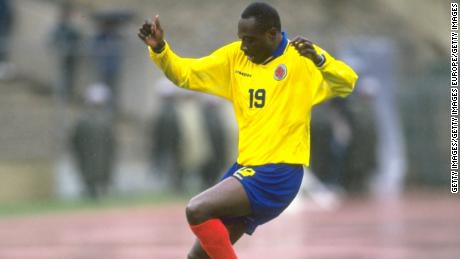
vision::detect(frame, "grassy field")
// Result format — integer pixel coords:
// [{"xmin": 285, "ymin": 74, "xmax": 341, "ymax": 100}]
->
[{"xmin": 0, "ymin": 191, "xmax": 188, "ymax": 219}]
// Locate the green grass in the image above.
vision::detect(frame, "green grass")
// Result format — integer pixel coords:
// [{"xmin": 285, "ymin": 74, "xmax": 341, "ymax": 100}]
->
[{"xmin": 0, "ymin": 191, "xmax": 189, "ymax": 219}]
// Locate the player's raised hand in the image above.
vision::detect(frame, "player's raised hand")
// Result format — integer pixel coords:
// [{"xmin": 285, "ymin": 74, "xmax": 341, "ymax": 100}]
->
[
  {"xmin": 290, "ymin": 36, "xmax": 324, "ymax": 66},
  {"xmin": 138, "ymin": 15, "xmax": 165, "ymax": 52}
]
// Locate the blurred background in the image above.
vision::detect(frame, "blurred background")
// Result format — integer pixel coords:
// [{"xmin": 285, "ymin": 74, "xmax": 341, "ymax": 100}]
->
[{"xmin": 0, "ymin": 0, "xmax": 455, "ymax": 258}]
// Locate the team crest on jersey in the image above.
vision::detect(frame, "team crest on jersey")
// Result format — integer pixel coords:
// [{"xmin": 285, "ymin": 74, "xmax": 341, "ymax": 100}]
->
[
  {"xmin": 233, "ymin": 167, "xmax": 256, "ymax": 180},
  {"xmin": 274, "ymin": 64, "xmax": 287, "ymax": 81}
]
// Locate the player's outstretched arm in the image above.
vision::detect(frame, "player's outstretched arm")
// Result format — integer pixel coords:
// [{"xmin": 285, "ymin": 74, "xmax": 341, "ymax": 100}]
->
[
  {"xmin": 138, "ymin": 14, "xmax": 165, "ymax": 53},
  {"xmin": 140, "ymin": 15, "xmax": 232, "ymax": 100}
]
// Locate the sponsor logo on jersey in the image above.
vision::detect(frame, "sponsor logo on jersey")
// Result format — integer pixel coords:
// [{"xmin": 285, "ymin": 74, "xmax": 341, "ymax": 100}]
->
[
  {"xmin": 274, "ymin": 64, "xmax": 287, "ymax": 81},
  {"xmin": 235, "ymin": 70, "xmax": 252, "ymax": 77}
]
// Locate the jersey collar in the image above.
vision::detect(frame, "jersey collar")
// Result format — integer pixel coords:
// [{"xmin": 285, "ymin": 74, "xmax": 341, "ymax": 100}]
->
[{"xmin": 262, "ymin": 32, "xmax": 288, "ymax": 65}]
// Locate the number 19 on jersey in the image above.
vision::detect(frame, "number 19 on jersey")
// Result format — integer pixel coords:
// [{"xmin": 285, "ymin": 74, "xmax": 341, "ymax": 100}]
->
[{"xmin": 249, "ymin": 89, "xmax": 266, "ymax": 108}]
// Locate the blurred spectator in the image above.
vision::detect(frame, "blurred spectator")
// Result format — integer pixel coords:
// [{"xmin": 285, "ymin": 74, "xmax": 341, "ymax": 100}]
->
[
  {"xmin": 199, "ymin": 97, "xmax": 228, "ymax": 188},
  {"xmin": 308, "ymin": 99, "xmax": 352, "ymax": 207},
  {"xmin": 343, "ymin": 90, "xmax": 377, "ymax": 194},
  {"xmin": 90, "ymin": 12, "xmax": 132, "ymax": 112},
  {"xmin": 150, "ymin": 78, "xmax": 184, "ymax": 192},
  {"xmin": 70, "ymin": 83, "xmax": 117, "ymax": 198},
  {"xmin": 176, "ymin": 93, "xmax": 212, "ymax": 190},
  {"xmin": 325, "ymin": 98, "xmax": 353, "ymax": 191},
  {"xmin": 311, "ymin": 97, "xmax": 375, "ymax": 195},
  {"xmin": 0, "ymin": 0, "xmax": 15, "ymax": 80},
  {"xmin": 328, "ymin": 98, "xmax": 353, "ymax": 188},
  {"xmin": 49, "ymin": 1, "xmax": 82, "ymax": 101},
  {"xmin": 151, "ymin": 78, "xmax": 225, "ymax": 192},
  {"xmin": 339, "ymin": 39, "xmax": 407, "ymax": 199}
]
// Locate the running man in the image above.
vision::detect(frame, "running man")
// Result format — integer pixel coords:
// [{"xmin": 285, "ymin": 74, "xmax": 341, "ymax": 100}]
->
[{"xmin": 138, "ymin": 2, "xmax": 358, "ymax": 258}]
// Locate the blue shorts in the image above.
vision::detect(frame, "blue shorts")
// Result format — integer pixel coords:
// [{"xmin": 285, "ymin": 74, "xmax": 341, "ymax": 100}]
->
[{"xmin": 220, "ymin": 163, "xmax": 304, "ymax": 235}]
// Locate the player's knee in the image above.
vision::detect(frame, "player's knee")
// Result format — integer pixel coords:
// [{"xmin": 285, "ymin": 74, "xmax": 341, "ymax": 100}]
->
[{"xmin": 186, "ymin": 197, "xmax": 211, "ymax": 225}]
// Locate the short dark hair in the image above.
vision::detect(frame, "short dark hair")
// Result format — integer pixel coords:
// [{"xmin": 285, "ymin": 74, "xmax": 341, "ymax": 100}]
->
[{"xmin": 241, "ymin": 2, "xmax": 281, "ymax": 32}]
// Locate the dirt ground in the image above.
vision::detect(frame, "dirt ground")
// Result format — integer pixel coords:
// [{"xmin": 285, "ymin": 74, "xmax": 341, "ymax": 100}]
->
[{"xmin": 0, "ymin": 192, "xmax": 458, "ymax": 259}]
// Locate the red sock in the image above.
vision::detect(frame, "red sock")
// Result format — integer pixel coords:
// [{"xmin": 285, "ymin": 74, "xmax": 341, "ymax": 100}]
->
[{"xmin": 190, "ymin": 219, "xmax": 238, "ymax": 259}]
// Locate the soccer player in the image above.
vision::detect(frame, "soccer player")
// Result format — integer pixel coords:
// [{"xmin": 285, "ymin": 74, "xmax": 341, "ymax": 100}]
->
[{"xmin": 138, "ymin": 2, "xmax": 358, "ymax": 259}]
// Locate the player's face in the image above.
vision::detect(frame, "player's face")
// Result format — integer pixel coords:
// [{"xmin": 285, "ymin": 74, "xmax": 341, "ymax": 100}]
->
[{"xmin": 238, "ymin": 17, "xmax": 277, "ymax": 64}]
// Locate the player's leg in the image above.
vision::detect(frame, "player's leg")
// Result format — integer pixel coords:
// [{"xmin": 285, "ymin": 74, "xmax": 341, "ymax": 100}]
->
[
  {"xmin": 186, "ymin": 177, "xmax": 251, "ymax": 224},
  {"xmin": 187, "ymin": 221, "xmax": 247, "ymax": 259},
  {"xmin": 186, "ymin": 177, "xmax": 251, "ymax": 259}
]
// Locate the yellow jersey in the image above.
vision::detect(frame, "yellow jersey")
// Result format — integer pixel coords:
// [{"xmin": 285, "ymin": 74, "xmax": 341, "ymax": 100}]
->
[{"xmin": 148, "ymin": 39, "xmax": 358, "ymax": 166}]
